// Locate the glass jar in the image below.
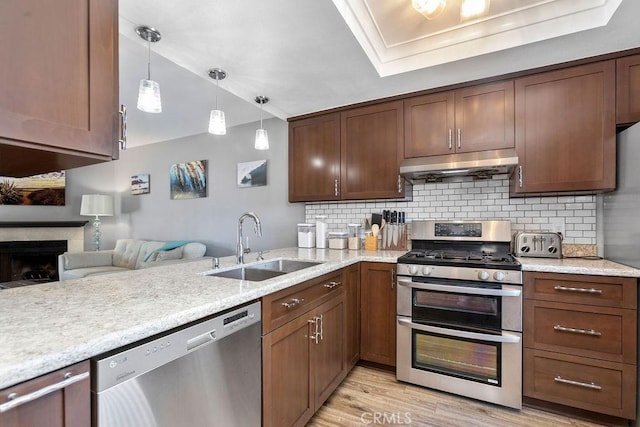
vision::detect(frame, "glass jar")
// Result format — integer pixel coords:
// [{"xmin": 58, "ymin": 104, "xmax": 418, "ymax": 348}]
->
[{"xmin": 297, "ymin": 223, "xmax": 316, "ymax": 248}]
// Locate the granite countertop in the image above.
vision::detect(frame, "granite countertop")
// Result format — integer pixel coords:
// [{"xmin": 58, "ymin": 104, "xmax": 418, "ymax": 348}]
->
[
  {"xmin": 518, "ymin": 256, "xmax": 640, "ymax": 277},
  {"xmin": 0, "ymin": 247, "xmax": 405, "ymax": 390},
  {"xmin": 2, "ymin": 247, "xmax": 639, "ymax": 391}
]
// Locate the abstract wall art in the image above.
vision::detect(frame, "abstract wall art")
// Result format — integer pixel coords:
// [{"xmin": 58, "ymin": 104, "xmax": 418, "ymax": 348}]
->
[
  {"xmin": 170, "ymin": 160, "xmax": 207, "ymax": 200},
  {"xmin": 0, "ymin": 171, "xmax": 65, "ymax": 206},
  {"xmin": 237, "ymin": 160, "xmax": 267, "ymax": 188}
]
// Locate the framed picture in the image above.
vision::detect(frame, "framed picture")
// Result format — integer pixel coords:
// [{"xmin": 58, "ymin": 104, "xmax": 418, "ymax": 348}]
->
[
  {"xmin": 0, "ymin": 171, "xmax": 65, "ymax": 206},
  {"xmin": 237, "ymin": 160, "xmax": 267, "ymax": 188},
  {"xmin": 170, "ymin": 160, "xmax": 207, "ymax": 200},
  {"xmin": 131, "ymin": 174, "xmax": 150, "ymax": 195}
]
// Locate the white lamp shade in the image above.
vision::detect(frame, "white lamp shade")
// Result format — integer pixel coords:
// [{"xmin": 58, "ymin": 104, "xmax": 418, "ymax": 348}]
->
[
  {"xmin": 208, "ymin": 109, "xmax": 227, "ymax": 135},
  {"xmin": 254, "ymin": 128, "xmax": 269, "ymax": 150},
  {"xmin": 137, "ymin": 79, "xmax": 162, "ymax": 113},
  {"xmin": 80, "ymin": 194, "xmax": 114, "ymax": 217}
]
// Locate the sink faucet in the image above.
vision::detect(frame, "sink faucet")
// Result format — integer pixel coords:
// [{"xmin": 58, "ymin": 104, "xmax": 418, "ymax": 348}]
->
[{"xmin": 237, "ymin": 212, "xmax": 262, "ymax": 264}]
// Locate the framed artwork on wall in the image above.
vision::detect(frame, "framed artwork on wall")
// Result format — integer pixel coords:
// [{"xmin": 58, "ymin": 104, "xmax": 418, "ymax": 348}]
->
[
  {"xmin": 0, "ymin": 171, "xmax": 65, "ymax": 206},
  {"xmin": 237, "ymin": 160, "xmax": 267, "ymax": 188},
  {"xmin": 131, "ymin": 174, "xmax": 150, "ymax": 195},
  {"xmin": 170, "ymin": 160, "xmax": 207, "ymax": 200}
]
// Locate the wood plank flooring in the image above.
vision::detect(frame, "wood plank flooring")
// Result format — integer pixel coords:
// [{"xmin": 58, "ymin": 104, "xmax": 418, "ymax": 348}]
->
[{"xmin": 307, "ymin": 365, "xmax": 606, "ymax": 427}]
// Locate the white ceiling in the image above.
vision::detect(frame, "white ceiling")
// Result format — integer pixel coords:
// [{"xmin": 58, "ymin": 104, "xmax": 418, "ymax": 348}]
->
[{"xmin": 118, "ymin": 0, "xmax": 640, "ymax": 148}]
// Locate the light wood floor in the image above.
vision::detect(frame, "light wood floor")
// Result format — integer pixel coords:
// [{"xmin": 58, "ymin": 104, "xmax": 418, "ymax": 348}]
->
[{"xmin": 307, "ymin": 365, "xmax": 606, "ymax": 427}]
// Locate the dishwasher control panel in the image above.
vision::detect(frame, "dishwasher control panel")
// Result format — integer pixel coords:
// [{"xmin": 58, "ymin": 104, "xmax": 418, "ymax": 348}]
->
[{"xmin": 91, "ymin": 301, "xmax": 261, "ymax": 392}]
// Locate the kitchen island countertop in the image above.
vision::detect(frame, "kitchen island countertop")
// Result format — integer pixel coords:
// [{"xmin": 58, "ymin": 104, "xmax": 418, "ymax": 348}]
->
[
  {"xmin": 2, "ymin": 247, "xmax": 639, "ymax": 391},
  {"xmin": 0, "ymin": 247, "xmax": 404, "ymax": 390}
]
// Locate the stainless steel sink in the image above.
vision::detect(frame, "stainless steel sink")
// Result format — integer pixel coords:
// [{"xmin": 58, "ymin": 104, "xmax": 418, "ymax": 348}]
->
[
  {"xmin": 250, "ymin": 259, "xmax": 322, "ymax": 273},
  {"xmin": 205, "ymin": 259, "xmax": 322, "ymax": 282}
]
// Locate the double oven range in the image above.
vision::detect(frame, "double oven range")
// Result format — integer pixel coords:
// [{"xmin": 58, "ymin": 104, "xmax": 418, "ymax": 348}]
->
[{"xmin": 396, "ymin": 220, "xmax": 523, "ymax": 409}]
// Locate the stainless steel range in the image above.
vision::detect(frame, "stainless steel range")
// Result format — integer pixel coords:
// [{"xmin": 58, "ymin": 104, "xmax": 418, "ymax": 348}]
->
[{"xmin": 396, "ymin": 220, "xmax": 523, "ymax": 409}]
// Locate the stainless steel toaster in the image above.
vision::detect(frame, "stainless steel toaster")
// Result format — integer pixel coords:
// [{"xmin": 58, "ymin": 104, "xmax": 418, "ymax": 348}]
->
[{"xmin": 512, "ymin": 231, "xmax": 563, "ymax": 258}]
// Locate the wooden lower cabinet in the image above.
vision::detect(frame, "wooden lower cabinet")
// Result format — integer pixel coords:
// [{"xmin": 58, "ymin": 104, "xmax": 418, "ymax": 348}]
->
[
  {"xmin": 344, "ymin": 263, "xmax": 361, "ymax": 368},
  {"xmin": 0, "ymin": 360, "xmax": 90, "ymax": 427},
  {"xmin": 360, "ymin": 262, "xmax": 396, "ymax": 366},
  {"xmin": 523, "ymin": 272, "xmax": 637, "ymax": 420},
  {"xmin": 262, "ymin": 273, "xmax": 346, "ymax": 427}
]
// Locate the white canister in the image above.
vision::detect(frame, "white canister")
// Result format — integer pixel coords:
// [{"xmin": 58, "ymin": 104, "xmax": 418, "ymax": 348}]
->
[
  {"xmin": 297, "ymin": 223, "xmax": 316, "ymax": 248},
  {"xmin": 315, "ymin": 215, "xmax": 328, "ymax": 249}
]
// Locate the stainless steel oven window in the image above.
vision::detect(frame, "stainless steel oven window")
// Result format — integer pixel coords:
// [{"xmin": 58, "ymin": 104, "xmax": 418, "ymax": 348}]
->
[{"xmin": 412, "ymin": 329, "xmax": 501, "ymax": 386}]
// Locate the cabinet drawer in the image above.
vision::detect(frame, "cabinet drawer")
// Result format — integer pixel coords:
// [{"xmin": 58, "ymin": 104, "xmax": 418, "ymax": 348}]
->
[
  {"xmin": 524, "ymin": 300, "xmax": 636, "ymax": 364},
  {"xmin": 524, "ymin": 272, "xmax": 637, "ymax": 309},
  {"xmin": 524, "ymin": 349, "xmax": 636, "ymax": 419},
  {"xmin": 263, "ymin": 271, "xmax": 343, "ymax": 333}
]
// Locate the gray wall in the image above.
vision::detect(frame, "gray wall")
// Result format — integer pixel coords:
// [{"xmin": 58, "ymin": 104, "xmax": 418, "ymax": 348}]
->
[{"xmin": 0, "ymin": 118, "xmax": 306, "ymax": 257}]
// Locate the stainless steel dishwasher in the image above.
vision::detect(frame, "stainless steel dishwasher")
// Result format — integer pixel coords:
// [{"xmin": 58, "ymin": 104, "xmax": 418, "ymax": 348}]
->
[{"xmin": 91, "ymin": 301, "xmax": 261, "ymax": 427}]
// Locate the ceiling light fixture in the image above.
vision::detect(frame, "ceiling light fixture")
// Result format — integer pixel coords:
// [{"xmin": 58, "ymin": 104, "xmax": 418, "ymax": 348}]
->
[
  {"xmin": 207, "ymin": 68, "xmax": 227, "ymax": 135},
  {"xmin": 254, "ymin": 96, "xmax": 269, "ymax": 150},
  {"xmin": 135, "ymin": 25, "xmax": 162, "ymax": 113},
  {"xmin": 412, "ymin": 0, "xmax": 446, "ymax": 20},
  {"xmin": 460, "ymin": 0, "xmax": 490, "ymax": 21}
]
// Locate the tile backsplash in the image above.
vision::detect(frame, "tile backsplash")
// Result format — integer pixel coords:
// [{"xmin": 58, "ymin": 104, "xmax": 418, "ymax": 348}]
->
[{"xmin": 305, "ymin": 174, "xmax": 596, "ymax": 245}]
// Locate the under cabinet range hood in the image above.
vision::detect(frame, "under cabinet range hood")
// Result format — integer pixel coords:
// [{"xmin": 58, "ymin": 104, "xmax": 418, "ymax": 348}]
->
[{"xmin": 400, "ymin": 148, "xmax": 519, "ymax": 182}]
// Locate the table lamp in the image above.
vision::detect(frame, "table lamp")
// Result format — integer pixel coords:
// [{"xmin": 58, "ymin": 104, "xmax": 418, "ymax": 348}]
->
[{"xmin": 80, "ymin": 194, "xmax": 114, "ymax": 251}]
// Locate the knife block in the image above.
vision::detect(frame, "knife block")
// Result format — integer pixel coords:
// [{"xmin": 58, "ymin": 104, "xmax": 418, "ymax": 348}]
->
[{"xmin": 380, "ymin": 224, "xmax": 408, "ymax": 251}]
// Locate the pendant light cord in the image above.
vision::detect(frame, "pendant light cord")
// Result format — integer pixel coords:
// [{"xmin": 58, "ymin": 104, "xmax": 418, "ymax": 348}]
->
[
  {"xmin": 260, "ymin": 101, "xmax": 263, "ymax": 128},
  {"xmin": 147, "ymin": 38, "xmax": 152, "ymax": 80}
]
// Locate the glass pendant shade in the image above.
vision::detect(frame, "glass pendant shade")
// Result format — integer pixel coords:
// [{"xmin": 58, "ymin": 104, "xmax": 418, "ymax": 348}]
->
[
  {"xmin": 208, "ymin": 109, "xmax": 226, "ymax": 135},
  {"xmin": 137, "ymin": 79, "xmax": 162, "ymax": 113},
  {"xmin": 254, "ymin": 128, "xmax": 269, "ymax": 150},
  {"xmin": 412, "ymin": 0, "xmax": 446, "ymax": 19},
  {"xmin": 460, "ymin": 0, "xmax": 490, "ymax": 20}
]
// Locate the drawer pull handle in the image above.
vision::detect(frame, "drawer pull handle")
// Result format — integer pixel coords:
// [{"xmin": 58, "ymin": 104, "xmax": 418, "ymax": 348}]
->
[
  {"xmin": 282, "ymin": 298, "xmax": 304, "ymax": 309},
  {"xmin": 308, "ymin": 317, "xmax": 319, "ymax": 343},
  {"xmin": 554, "ymin": 376, "xmax": 602, "ymax": 390},
  {"xmin": 554, "ymin": 324, "xmax": 602, "ymax": 336},
  {"xmin": 554, "ymin": 285, "xmax": 603, "ymax": 294},
  {"xmin": 323, "ymin": 281, "xmax": 341, "ymax": 289},
  {"xmin": 0, "ymin": 371, "xmax": 89, "ymax": 413}
]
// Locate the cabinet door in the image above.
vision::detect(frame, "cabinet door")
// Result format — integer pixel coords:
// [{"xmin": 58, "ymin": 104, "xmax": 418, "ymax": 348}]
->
[
  {"xmin": 0, "ymin": 361, "xmax": 90, "ymax": 427},
  {"xmin": 513, "ymin": 61, "xmax": 616, "ymax": 193},
  {"xmin": 360, "ymin": 262, "xmax": 396, "ymax": 366},
  {"xmin": 455, "ymin": 81, "xmax": 515, "ymax": 154},
  {"xmin": 404, "ymin": 92, "xmax": 455, "ymax": 157},
  {"xmin": 289, "ymin": 113, "xmax": 341, "ymax": 202},
  {"xmin": 616, "ymin": 54, "xmax": 640, "ymax": 125},
  {"xmin": 0, "ymin": 0, "xmax": 118, "ymax": 176},
  {"xmin": 263, "ymin": 314, "xmax": 314, "ymax": 427},
  {"xmin": 312, "ymin": 295, "xmax": 346, "ymax": 409},
  {"xmin": 341, "ymin": 101, "xmax": 405, "ymax": 200},
  {"xmin": 344, "ymin": 263, "xmax": 361, "ymax": 368}
]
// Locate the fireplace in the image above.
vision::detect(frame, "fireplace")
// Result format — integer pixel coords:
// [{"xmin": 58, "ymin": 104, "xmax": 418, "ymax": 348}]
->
[{"xmin": 0, "ymin": 240, "xmax": 68, "ymax": 286}]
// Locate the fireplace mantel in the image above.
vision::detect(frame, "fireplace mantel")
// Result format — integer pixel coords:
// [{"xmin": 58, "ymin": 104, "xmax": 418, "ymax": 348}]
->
[{"xmin": 0, "ymin": 221, "xmax": 88, "ymax": 228}]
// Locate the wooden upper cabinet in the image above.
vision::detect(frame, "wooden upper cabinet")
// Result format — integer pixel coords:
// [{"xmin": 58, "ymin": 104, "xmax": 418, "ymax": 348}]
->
[
  {"xmin": 0, "ymin": 0, "xmax": 119, "ymax": 177},
  {"xmin": 512, "ymin": 61, "xmax": 616, "ymax": 194},
  {"xmin": 455, "ymin": 81, "xmax": 515, "ymax": 153},
  {"xmin": 341, "ymin": 101, "xmax": 405, "ymax": 200},
  {"xmin": 404, "ymin": 81, "xmax": 514, "ymax": 158},
  {"xmin": 289, "ymin": 113, "xmax": 341, "ymax": 202},
  {"xmin": 616, "ymin": 54, "xmax": 640, "ymax": 125}
]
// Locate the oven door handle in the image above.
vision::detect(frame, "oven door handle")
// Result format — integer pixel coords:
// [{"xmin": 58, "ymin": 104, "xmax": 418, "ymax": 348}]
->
[
  {"xmin": 397, "ymin": 280, "xmax": 521, "ymax": 297},
  {"xmin": 397, "ymin": 317, "xmax": 521, "ymax": 344}
]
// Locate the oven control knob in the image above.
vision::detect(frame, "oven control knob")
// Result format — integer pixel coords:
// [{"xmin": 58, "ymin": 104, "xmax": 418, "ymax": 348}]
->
[
  {"xmin": 422, "ymin": 266, "xmax": 432, "ymax": 276},
  {"xmin": 409, "ymin": 265, "xmax": 418, "ymax": 275},
  {"xmin": 478, "ymin": 270, "xmax": 490, "ymax": 281},
  {"xmin": 493, "ymin": 271, "xmax": 506, "ymax": 281}
]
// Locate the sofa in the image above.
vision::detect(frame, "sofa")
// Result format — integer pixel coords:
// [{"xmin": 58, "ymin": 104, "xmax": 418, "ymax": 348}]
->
[{"xmin": 58, "ymin": 239, "xmax": 207, "ymax": 281}]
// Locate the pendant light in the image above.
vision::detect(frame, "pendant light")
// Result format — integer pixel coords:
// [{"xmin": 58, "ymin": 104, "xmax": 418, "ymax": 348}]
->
[
  {"xmin": 207, "ymin": 68, "xmax": 227, "ymax": 135},
  {"xmin": 254, "ymin": 96, "xmax": 269, "ymax": 150},
  {"xmin": 136, "ymin": 26, "xmax": 162, "ymax": 113}
]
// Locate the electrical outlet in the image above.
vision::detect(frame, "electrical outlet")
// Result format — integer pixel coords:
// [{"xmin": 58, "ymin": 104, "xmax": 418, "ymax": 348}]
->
[{"xmin": 548, "ymin": 217, "xmax": 565, "ymax": 237}]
